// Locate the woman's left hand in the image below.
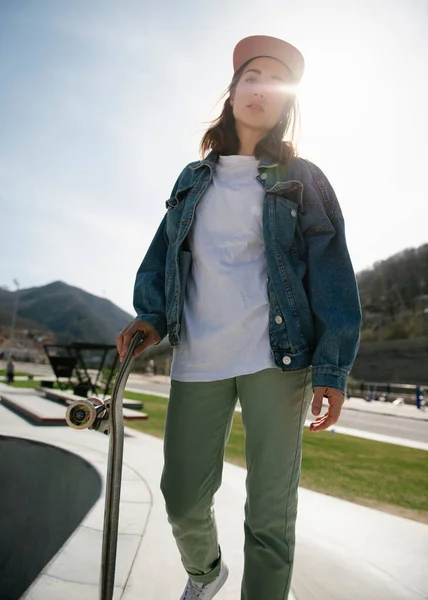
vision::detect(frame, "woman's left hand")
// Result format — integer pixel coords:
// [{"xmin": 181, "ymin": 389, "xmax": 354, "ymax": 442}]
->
[{"xmin": 309, "ymin": 387, "xmax": 345, "ymax": 433}]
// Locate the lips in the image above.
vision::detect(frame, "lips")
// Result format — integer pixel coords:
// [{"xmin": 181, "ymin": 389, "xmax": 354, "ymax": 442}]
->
[{"xmin": 247, "ymin": 104, "xmax": 264, "ymax": 111}]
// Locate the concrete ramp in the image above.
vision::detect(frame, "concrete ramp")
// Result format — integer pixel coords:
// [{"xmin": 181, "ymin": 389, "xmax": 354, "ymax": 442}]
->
[
  {"xmin": 0, "ymin": 386, "xmax": 148, "ymax": 425},
  {"xmin": 0, "ymin": 435, "xmax": 102, "ymax": 600},
  {"xmin": 1, "ymin": 388, "xmax": 68, "ymax": 424},
  {"xmin": 38, "ymin": 387, "xmax": 144, "ymax": 411}
]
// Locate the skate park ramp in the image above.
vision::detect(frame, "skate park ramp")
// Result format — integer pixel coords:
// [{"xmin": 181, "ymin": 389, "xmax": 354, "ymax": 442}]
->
[{"xmin": 0, "ymin": 435, "xmax": 102, "ymax": 600}]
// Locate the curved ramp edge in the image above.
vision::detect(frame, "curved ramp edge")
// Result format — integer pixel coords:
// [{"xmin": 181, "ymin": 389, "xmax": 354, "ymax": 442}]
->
[{"xmin": 0, "ymin": 435, "xmax": 102, "ymax": 600}]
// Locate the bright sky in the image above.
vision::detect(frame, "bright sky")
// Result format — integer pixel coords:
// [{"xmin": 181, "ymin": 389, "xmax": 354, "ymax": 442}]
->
[{"xmin": 1, "ymin": 0, "xmax": 427, "ymax": 315}]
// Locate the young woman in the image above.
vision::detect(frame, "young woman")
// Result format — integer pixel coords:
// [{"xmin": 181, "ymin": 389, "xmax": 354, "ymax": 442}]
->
[{"xmin": 116, "ymin": 35, "xmax": 361, "ymax": 600}]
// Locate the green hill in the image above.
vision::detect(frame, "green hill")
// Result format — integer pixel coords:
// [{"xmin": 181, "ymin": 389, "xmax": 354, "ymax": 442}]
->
[
  {"xmin": 0, "ymin": 281, "xmax": 133, "ymax": 344},
  {"xmin": 357, "ymin": 243, "xmax": 428, "ymax": 341}
]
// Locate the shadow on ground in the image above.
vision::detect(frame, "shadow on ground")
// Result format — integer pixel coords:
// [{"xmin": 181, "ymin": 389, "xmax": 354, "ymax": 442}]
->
[{"xmin": 0, "ymin": 435, "xmax": 102, "ymax": 600}]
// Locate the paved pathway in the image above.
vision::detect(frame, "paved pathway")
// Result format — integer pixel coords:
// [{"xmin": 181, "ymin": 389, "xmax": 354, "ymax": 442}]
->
[{"xmin": 1, "ymin": 397, "xmax": 427, "ymax": 600}]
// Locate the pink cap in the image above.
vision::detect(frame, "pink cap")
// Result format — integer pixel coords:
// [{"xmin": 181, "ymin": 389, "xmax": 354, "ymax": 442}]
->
[{"xmin": 233, "ymin": 35, "xmax": 305, "ymax": 82}]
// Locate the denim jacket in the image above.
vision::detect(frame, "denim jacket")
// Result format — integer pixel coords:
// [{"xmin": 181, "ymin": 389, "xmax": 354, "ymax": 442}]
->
[{"xmin": 133, "ymin": 151, "xmax": 362, "ymax": 392}]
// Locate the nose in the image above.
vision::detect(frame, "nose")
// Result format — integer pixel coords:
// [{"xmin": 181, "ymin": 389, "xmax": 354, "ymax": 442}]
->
[{"xmin": 254, "ymin": 80, "xmax": 273, "ymax": 98}]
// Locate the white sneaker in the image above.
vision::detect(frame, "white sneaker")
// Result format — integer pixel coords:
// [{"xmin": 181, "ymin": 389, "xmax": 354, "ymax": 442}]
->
[{"xmin": 180, "ymin": 562, "xmax": 229, "ymax": 600}]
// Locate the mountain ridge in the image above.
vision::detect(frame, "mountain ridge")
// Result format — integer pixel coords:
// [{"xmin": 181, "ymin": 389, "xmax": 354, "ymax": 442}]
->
[{"xmin": 0, "ymin": 281, "xmax": 133, "ymax": 344}]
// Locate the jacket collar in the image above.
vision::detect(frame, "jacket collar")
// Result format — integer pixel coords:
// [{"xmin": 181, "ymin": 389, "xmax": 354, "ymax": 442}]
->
[{"xmin": 190, "ymin": 150, "xmax": 280, "ymax": 172}]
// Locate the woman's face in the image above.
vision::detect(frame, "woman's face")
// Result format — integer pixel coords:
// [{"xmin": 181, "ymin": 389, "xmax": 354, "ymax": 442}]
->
[{"xmin": 231, "ymin": 56, "xmax": 294, "ymax": 134}]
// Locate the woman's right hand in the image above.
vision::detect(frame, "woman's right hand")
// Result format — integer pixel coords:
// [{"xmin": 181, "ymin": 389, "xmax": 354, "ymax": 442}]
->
[{"xmin": 116, "ymin": 320, "xmax": 161, "ymax": 363}]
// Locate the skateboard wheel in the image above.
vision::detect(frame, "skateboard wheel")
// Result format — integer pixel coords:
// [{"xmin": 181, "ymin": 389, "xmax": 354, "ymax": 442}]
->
[{"xmin": 66, "ymin": 397, "xmax": 105, "ymax": 430}]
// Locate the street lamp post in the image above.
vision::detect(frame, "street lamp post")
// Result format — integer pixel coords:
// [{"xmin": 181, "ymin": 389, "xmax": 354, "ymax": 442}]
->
[{"xmin": 9, "ymin": 279, "xmax": 20, "ymax": 359}]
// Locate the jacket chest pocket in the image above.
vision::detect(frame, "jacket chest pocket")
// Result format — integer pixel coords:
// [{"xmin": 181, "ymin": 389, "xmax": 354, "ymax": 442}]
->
[{"xmin": 271, "ymin": 196, "xmax": 299, "ymax": 254}]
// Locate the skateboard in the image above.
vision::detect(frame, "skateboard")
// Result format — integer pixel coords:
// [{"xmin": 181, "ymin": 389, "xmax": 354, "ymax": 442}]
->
[{"xmin": 65, "ymin": 331, "xmax": 144, "ymax": 600}]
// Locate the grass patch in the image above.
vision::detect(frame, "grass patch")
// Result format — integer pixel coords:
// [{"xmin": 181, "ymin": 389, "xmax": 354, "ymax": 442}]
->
[
  {"xmin": 299, "ymin": 428, "xmax": 428, "ymax": 522},
  {"xmin": 124, "ymin": 391, "xmax": 428, "ymax": 524},
  {"xmin": 0, "ymin": 370, "xmax": 30, "ymax": 377},
  {"xmin": 4, "ymin": 380, "xmax": 42, "ymax": 388},
  {"xmin": 124, "ymin": 390, "xmax": 168, "ymax": 439}
]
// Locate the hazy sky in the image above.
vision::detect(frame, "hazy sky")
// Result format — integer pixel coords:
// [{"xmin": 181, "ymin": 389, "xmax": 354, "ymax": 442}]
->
[{"xmin": 1, "ymin": 0, "xmax": 427, "ymax": 315}]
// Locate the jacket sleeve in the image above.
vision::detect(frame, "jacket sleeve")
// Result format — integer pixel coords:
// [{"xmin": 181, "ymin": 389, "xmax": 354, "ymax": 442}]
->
[
  {"xmin": 133, "ymin": 214, "xmax": 169, "ymax": 341},
  {"xmin": 301, "ymin": 160, "xmax": 362, "ymax": 393},
  {"xmin": 132, "ymin": 168, "xmax": 189, "ymax": 340}
]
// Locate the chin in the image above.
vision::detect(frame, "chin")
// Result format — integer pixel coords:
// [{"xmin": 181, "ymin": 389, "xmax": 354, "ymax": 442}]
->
[{"xmin": 237, "ymin": 117, "xmax": 270, "ymax": 133}]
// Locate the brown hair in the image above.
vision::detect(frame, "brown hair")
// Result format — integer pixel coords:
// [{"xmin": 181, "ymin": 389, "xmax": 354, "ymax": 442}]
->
[{"xmin": 200, "ymin": 64, "xmax": 300, "ymax": 166}]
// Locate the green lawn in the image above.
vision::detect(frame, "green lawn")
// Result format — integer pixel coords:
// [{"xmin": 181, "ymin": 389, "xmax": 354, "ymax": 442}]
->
[
  {"xmin": 123, "ymin": 391, "xmax": 428, "ymax": 525},
  {"xmin": 3, "ymin": 380, "xmax": 51, "ymax": 389},
  {"xmin": 0, "ymin": 370, "xmax": 30, "ymax": 377}
]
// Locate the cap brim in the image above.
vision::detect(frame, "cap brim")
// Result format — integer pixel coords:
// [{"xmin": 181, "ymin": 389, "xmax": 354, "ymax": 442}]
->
[{"xmin": 233, "ymin": 35, "xmax": 304, "ymax": 82}]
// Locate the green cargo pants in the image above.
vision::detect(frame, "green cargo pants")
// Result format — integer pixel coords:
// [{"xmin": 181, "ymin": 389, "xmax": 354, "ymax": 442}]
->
[{"xmin": 160, "ymin": 367, "xmax": 312, "ymax": 600}]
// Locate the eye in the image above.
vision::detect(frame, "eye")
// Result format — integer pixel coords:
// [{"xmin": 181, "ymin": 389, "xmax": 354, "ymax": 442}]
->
[{"xmin": 245, "ymin": 76, "xmax": 257, "ymax": 83}]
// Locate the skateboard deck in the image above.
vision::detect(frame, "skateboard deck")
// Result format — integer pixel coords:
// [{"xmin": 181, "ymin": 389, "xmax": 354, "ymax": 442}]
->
[{"xmin": 66, "ymin": 331, "xmax": 144, "ymax": 600}]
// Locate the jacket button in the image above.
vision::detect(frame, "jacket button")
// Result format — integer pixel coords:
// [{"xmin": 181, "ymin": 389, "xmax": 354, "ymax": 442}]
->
[
  {"xmin": 275, "ymin": 315, "xmax": 283, "ymax": 324},
  {"xmin": 282, "ymin": 355, "xmax": 292, "ymax": 365},
  {"xmin": 291, "ymin": 209, "xmax": 297, "ymax": 217},
  {"xmin": 260, "ymin": 172, "xmax": 267, "ymax": 180}
]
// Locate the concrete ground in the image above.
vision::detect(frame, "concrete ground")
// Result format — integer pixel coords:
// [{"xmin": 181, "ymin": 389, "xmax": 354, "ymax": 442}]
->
[{"xmin": 1, "ymin": 388, "xmax": 428, "ymax": 600}]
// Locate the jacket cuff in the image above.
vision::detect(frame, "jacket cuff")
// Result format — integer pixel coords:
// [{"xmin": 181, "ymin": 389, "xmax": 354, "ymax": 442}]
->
[
  {"xmin": 312, "ymin": 367, "xmax": 349, "ymax": 393},
  {"xmin": 134, "ymin": 315, "xmax": 167, "ymax": 343}
]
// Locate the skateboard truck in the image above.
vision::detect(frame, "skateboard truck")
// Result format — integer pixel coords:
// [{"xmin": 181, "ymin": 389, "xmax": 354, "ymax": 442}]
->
[
  {"xmin": 66, "ymin": 396, "xmax": 111, "ymax": 434},
  {"xmin": 65, "ymin": 331, "xmax": 145, "ymax": 600}
]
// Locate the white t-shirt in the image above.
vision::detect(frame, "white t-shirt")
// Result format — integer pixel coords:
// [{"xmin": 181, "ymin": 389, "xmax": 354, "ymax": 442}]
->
[{"xmin": 170, "ymin": 154, "xmax": 277, "ymax": 382}]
